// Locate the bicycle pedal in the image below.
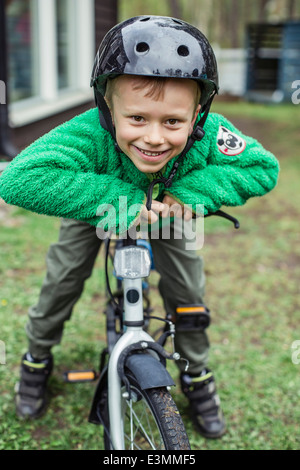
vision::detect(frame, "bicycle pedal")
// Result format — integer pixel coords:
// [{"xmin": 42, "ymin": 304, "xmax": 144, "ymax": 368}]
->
[{"xmin": 63, "ymin": 369, "xmax": 98, "ymax": 383}]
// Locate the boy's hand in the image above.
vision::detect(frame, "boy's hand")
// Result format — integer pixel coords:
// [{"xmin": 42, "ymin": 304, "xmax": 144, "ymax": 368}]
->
[
  {"xmin": 135, "ymin": 195, "xmax": 193, "ymax": 227},
  {"xmin": 162, "ymin": 194, "xmax": 193, "ymax": 221},
  {"xmin": 137, "ymin": 200, "xmax": 166, "ymax": 225}
]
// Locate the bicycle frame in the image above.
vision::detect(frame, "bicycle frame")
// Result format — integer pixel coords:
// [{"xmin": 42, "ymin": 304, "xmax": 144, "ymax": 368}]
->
[{"xmin": 108, "ymin": 278, "xmax": 155, "ymax": 449}]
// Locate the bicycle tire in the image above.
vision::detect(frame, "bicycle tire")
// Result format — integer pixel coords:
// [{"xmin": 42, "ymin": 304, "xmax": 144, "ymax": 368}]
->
[{"xmin": 103, "ymin": 371, "xmax": 190, "ymax": 450}]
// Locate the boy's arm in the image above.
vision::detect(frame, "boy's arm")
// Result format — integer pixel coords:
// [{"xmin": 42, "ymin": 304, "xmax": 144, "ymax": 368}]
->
[
  {"xmin": 0, "ymin": 112, "xmax": 145, "ymax": 233},
  {"xmin": 165, "ymin": 114, "xmax": 280, "ymax": 215}
]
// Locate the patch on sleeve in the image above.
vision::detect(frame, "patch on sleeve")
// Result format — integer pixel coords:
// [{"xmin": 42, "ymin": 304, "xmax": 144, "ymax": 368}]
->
[{"xmin": 217, "ymin": 126, "xmax": 246, "ymax": 156}]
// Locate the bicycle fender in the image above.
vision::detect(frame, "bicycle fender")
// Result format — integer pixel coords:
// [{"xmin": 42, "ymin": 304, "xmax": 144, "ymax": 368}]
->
[
  {"xmin": 125, "ymin": 353, "xmax": 175, "ymax": 390},
  {"xmin": 88, "ymin": 366, "xmax": 108, "ymax": 425}
]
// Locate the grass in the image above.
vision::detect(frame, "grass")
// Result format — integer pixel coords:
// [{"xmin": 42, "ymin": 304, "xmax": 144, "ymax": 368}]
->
[{"xmin": 0, "ymin": 100, "xmax": 300, "ymax": 450}]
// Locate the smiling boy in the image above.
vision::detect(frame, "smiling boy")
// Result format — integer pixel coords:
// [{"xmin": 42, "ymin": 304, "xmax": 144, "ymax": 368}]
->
[{"xmin": 0, "ymin": 16, "xmax": 279, "ymax": 438}]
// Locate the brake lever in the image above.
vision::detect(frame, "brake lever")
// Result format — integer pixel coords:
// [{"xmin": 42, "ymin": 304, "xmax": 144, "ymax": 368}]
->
[{"xmin": 205, "ymin": 210, "xmax": 240, "ymax": 229}]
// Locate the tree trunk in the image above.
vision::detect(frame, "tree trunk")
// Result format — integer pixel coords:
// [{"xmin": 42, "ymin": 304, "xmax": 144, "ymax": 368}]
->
[
  {"xmin": 258, "ymin": 0, "xmax": 269, "ymax": 21},
  {"xmin": 230, "ymin": 0, "xmax": 239, "ymax": 48},
  {"xmin": 168, "ymin": 0, "xmax": 182, "ymax": 19},
  {"xmin": 287, "ymin": 0, "xmax": 296, "ymax": 19}
]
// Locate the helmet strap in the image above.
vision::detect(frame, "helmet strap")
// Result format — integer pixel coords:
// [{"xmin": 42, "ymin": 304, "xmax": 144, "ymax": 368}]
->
[
  {"xmin": 94, "ymin": 89, "xmax": 122, "ymax": 152},
  {"xmin": 145, "ymin": 93, "xmax": 215, "ymax": 211},
  {"xmin": 145, "ymin": 126, "xmax": 204, "ymax": 210},
  {"xmin": 145, "ymin": 127, "xmax": 203, "ymax": 210}
]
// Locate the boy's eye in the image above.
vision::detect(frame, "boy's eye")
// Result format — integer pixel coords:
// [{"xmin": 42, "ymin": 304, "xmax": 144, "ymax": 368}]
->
[
  {"xmin": 131, "ymin": 116, "xmax": 144, "ymax": 122},
  {"xmin": 166, "ymin": 119, "xmax": 179, "ymax": 126}
]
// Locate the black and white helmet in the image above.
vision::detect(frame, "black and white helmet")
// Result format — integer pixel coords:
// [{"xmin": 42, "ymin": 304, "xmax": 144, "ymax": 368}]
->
[{"xmin": 91, "ymin": 15, "xmax": 218, "ymax": 115}]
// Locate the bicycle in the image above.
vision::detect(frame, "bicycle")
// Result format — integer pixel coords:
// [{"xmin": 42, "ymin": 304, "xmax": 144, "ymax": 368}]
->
[{"xmin": 64, "ymin": 210, "xmax": 239, "ymax": 450}]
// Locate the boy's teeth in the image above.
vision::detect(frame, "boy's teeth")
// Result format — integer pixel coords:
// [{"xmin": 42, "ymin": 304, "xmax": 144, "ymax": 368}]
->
[{"xmin": 139, "ymin": 147, "xmax": 163, "ymax": 156}]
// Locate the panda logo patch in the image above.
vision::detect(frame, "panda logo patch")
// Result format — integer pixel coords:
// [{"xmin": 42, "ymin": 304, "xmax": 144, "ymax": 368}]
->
[{"xmin": 217, "ymin": 126, "xmax": 246, "ymax": 156}]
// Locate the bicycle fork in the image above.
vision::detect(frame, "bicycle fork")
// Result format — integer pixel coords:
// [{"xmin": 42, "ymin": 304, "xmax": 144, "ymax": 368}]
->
[{"xmin": 107, "ymin": 277, "xmax": 155, "ymax": 449}]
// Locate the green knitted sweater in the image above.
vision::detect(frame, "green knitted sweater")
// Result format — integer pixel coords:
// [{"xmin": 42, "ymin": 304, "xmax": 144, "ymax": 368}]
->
[{"xmin": 0, "ymin": 108, "xmax": 279, "ymax": 233}]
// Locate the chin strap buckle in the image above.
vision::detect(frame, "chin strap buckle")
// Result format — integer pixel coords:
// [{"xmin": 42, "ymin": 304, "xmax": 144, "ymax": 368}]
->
[
  {"xmin": 191, "ymin": 126, "xmax": 205, "ymax": 141},
  {"xmin": 145, "ymin": 122, "xmax": 206, "ymax": 210}
]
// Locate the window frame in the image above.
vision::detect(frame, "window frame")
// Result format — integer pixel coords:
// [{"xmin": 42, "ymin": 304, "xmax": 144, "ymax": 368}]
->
[{"xmin": 9, "ymin": 0, "xmax": 95, "ymax": 127}]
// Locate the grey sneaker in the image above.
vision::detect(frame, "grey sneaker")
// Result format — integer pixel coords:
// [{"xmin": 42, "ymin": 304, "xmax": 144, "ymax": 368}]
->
[
  {"xmin": 15, "ymin": 353, "xmax": 53, "ymax": 419},
  {"xmin": 180, "ymin": 368, "xmax": 226, "ymax": 438}
]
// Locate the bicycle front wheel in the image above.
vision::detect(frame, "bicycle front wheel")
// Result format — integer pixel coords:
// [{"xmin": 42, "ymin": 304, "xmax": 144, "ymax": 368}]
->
[{"xmin": 105, "ymin": 372, "xmax": 190, "ymax": 450}]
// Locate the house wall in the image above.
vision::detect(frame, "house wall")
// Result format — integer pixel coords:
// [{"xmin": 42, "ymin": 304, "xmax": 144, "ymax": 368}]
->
[{"xmin": 215, "ymin": 48, "xmax": 247, "ymax": 97}]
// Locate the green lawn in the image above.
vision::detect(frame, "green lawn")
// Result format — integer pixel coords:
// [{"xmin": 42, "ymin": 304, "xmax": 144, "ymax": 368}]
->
[{"xmin": 0, "ymin": 100, "xmax": 299, "ymax": 450}]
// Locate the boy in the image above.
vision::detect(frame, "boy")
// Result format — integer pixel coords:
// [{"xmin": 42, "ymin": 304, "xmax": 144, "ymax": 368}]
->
[{"xmin": 0, "ymin": 16, "xmax": 279, "ymax": 439}]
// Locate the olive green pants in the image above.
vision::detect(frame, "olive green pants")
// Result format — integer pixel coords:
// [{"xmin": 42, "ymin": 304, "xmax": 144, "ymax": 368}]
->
[{"xmin": 26, "ymin": 218, "xmax": 210, "ymax": 375}]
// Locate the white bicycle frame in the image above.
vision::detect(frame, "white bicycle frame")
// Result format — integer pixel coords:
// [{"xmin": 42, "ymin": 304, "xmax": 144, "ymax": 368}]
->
[{"xmin": 107, "ymin": 245, "xmax": 156, "ymax": 450}]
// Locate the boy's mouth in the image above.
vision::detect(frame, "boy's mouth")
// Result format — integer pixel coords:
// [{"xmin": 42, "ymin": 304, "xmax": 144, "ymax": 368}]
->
[{"xmin": 134, "ymin": 146, "xmax": 169, "ymax": 159}]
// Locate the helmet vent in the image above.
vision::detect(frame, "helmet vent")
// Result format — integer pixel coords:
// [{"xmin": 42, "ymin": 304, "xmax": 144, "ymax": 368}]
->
[
  {"xmin": 136, "ymin": 42, "xmax": 150, "ymax": 54},
  {"xmin": 177, "ymin": 45, "xmax": 189, "ymax": 57},
  {"xmin": 140, "ymin": 17, "xmax": 150, "ymax": 22},
  {"xmin": 172, "ymin": 19, "xmax": 183, "ymax": 25}
]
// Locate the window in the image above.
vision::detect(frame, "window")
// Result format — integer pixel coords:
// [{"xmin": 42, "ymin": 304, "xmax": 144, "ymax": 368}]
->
[
  {"xmin": 6, "ymin": 0, "xmax": 37, "ymax": 102},
  {"xmin": 7, "ymin": 0, "xmax": 95, "ymax": 126}
]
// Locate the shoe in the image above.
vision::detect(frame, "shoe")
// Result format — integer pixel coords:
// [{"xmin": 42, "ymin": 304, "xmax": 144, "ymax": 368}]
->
[
  {"xmin": 15, "ymin": 352, "xmax": 53, "ymax": 419},
  {"xmin": 180, "ymin": 368, "xmax": 226, "ymax": 438}
]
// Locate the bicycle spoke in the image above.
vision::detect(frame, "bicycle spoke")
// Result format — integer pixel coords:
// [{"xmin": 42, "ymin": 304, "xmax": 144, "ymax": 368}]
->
[
  {"xmin": 102, "ymin": 382, "xmax": 189, "ymax": 450},
  {"xmin": 124, "ymin": 396, "xmax": 164, "ymax": 450},
  {"xmin": 125, "ymin": 402, "xmax": 157, "ymax": 449}
]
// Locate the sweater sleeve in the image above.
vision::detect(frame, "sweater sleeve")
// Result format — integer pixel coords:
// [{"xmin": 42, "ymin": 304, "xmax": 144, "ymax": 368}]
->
[
  {"xmin": 166, "ymin": 114, "xmax": 280, "ymax": 215},
  {"xmin": 0, "ymin": 110, "xmax": 145, "ymax": 233}
]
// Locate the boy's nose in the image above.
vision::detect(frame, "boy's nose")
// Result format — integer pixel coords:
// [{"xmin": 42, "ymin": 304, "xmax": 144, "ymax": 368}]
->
[{"xmin": 144, "ymin": 125, "xmax": 165, "ymax": 146}]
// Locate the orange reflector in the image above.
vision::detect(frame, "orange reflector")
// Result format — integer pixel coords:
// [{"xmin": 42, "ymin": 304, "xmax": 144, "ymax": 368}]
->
[
  {"xmin": 176, "ymin": 306, "xmax": 206, "ymax": 314},
  {"xmin": 65, "ymin": 370, "xmax": 96, "ymax": 382}
]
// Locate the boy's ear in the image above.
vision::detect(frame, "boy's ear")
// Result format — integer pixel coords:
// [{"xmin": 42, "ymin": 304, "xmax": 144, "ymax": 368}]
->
[
  {"xmin": 189, "ymin": 104, "xmax": 201, "ymax": 135},
  {"xmin": 194, "ymin": 104, "xmax": 201, "ymax": 121},
  {"xmin": 104, "ymin": 97, "xmax": 115, "ymax": 126}
]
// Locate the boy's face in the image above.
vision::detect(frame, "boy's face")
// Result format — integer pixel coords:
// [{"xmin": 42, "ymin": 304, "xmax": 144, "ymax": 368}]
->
[{"xmin": 110, "ymin": 76, "xmax": 200, "ymax": 173}]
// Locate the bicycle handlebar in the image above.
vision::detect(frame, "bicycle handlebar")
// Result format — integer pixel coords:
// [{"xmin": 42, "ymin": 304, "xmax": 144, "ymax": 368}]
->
[{"xmin": 205, "ymin": 210, "xmax": 240, "ymax": 229}]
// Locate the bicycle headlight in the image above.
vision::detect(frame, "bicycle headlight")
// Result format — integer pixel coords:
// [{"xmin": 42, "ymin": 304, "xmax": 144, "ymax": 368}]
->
[{"xmin": 114, "ymin": 246, "xmax": 152, "ymax": 279}]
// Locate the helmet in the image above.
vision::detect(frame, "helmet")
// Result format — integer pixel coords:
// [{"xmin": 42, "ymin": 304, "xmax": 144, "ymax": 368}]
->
[{"xmin": 91, "ymin": 15, "xmax": 218, "ymax": 112}]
